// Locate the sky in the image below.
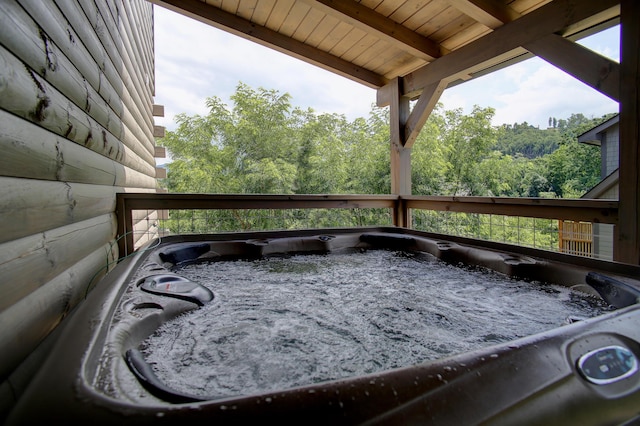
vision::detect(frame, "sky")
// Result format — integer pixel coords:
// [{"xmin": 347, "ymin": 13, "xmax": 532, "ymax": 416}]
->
[{"xmin": 153, "ymin": 5, "xmax": 619, "ymax": 137}]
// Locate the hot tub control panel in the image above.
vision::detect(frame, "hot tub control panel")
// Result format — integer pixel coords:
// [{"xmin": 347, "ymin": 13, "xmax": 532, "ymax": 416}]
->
[{"xmin": 577, "ymin": 345, "xmax": 638, "ymax": 385}]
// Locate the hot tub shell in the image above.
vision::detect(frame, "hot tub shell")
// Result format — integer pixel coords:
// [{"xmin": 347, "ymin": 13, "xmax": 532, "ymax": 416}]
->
[{"xmin": 7, "ymin": 227, "xmax": 640, "ymax": 425}]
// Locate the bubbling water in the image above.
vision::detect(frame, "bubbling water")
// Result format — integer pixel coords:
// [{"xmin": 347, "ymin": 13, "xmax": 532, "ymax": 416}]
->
[{"xmin": 140, "ymin": 250, "xmax": 610, "ymax": 398}]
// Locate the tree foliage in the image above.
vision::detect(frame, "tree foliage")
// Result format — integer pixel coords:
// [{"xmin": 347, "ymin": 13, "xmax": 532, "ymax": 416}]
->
[{"xmin": 159, "ymin": 82, "xmax": 611, "ymax": 201}]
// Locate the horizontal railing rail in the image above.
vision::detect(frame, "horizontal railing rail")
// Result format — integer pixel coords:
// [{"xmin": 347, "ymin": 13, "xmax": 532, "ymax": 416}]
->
[
  {"xmin": 403, "ymin": 196, "xmax": 619, "ymax": 223},
  {"xmin": 116, "ymin": 193, "xmax": 398, "ymax": 256},
  {"xmin": 116, "ymin": 193, "xmax": 619, "ymax": 257}
]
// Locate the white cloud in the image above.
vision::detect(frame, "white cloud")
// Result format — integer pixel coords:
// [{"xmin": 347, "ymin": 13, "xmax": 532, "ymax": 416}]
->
[
  {"xmin": 492, "ymin": 60, "xmax": 618, "ymax": 127},
  {"xmin": 153, "ymin": 6, "xmax": 376, "ymax": 133}
]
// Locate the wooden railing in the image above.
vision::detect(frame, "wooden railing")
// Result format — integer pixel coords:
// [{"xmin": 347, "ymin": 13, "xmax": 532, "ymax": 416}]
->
[{"xmin": 116, "ymin": 193, "xmax": 619, "ymax": 257}]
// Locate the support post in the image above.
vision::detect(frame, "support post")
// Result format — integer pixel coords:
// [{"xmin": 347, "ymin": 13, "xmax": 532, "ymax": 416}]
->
[
  {"xmin": 393, "ymin": 197, "xmax": 410, "ymax": 228},
  {"xmin": 616, "ymin": 0, "xmax": 640, "ymax": 264},
  {"xmin": 389, "ymin": 78, "xmax": 412, "ymax": 196},
  {"xmin": 389, "ymin": 78, "xmax": 412, "ymax": 227},
  {"xmin": 116, "ymin": 194, "xmax": 135, "ymax": 257}
]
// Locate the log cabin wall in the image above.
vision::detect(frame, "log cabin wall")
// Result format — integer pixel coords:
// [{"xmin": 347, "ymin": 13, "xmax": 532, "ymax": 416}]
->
[{"xmin": 0, "ymin": 0, "xmax": 160, "ymax": 417}]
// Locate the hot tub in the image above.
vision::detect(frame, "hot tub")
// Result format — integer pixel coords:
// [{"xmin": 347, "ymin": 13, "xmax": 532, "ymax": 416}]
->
[{"xmin": 8, "ymin": 227, "xmax": 640, "ymax": 425}]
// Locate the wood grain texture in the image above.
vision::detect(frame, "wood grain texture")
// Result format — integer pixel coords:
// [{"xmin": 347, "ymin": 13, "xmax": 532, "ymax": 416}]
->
[
  {"xmin": 0, "ymin": 242, "xmax": 118, "ymax": 380},
  {"xmin": 0, "ymin": 213, "xmax": 117, "ymax": 312}
]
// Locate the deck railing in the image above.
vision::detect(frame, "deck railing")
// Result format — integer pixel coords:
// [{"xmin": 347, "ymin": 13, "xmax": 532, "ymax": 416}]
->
[{"xmin": 116, "ymin": 193, "xmax": 619, "ymax": 258}]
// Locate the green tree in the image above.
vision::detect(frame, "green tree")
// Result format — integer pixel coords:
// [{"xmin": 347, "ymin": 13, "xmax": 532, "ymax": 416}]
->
[
  {"xmin": 344, "ymin": 108, "xmax": 390, "ymax": 194},
  {"xmin": 439, "ymin": 105, "xmax": 497, "ymax": 196},
  {"xmin": 411, "ymin": 105, "xmax": 447, "ymax": 195},
  {"xmin": 494, "ymin": 122, "xmax": 560, "ymax": 158},
  {"xmin": 295, "ymin": 111, "xmax": 350, "ymax": 194}
]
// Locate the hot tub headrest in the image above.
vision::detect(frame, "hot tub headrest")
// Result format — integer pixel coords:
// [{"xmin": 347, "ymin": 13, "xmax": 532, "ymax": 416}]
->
[
  {"xmin": 586, "ymin": 272, "xmax": 640, "ymax": 308},
  {"xmin": 360, "ymin": 233, "xmax": 416, "ymax": 249},
  {"xmin": 138, "ymin": 274, "xmax": 214, "ymax": 306},
  {"xmin": 158, "ymin": 243, "xmax": 210, "ymax": 265}
]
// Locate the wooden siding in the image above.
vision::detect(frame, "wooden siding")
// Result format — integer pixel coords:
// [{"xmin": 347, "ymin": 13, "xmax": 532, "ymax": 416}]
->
[
  {"xmin": 603, "ymin": 124, "xmax": 620, "ymax": 178},
  {"xmin": 0, "ymin": 0, "xmax": 158, "ymax": 417}
]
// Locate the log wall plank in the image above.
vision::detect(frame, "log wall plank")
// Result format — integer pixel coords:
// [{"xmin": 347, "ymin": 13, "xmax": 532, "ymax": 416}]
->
[
  {"xmin": 76, "ymin": 0, "xmax": 156, "ymax": 144},
  {"xmin": 0, "ymin": 242, "xmax": 118, "ymax": 381},
  {"xmin": 0, "ymin": 0, "xmax": 156, "ymax": 400},
  {"xmin": 0, "ymin": 213, "xmax": 117, "ymax": 312},
  {"xmin": 0, "ymin": 178, "xmax": 117, "ymax": 244},
  {"xmin": 54, "ymin": 0, "xmax": 156, "ymax": 156},
  {"xmin": 18, "ymin": 0, "xmax": 156, "ymax": 157},
  {"xmin": 0, "ymin": 109, "xmax": 117, "ymax": 185},
  {"xmin": 0, "ymin": 44, "xmax": 156, "ymax": 176}
]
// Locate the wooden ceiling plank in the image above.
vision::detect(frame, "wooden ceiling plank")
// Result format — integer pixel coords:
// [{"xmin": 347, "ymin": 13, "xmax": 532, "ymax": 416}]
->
[
  {"xmin": 303, "ymin": 13, "xmax": 340, "ymax": 47},
  {"xmin": 388, "ymin": 0, "xmax": 432, "ymax": 24},
  {"xmin": 373, "ymin": 0, "xmax": 408, "ymax": 18},
  {"xmin": 330, "ymin": 27, "xmax": 368, "ymax": 58},
  {"xmin": 279, "ymin": 2, "xmax": 312, "ymax": 37},
  {"xmin": 401, "ymin": 0, "xmax": 448, "ymax": 33},
  {"xmin": 525, "ymin": 34, "xmax": 620, "ymax": 101},
  {"xmin": 383, "ymin": 57, "xmax": 428, "ymax": 80},
  {"xmin": 340, "ymin": 32, "xmax": 380, "ymax": 62},
  {"xmin": 401, "ymin": 0, "xmax": 619, "ymax": 97},
  {"xmin": 415, "ymin": 5, "xmax": 460, "ymax": 40},
  {"xmin": 153, "ymin": 0, "xmax": 387, "ymax": 87},
  {"xmin": 440, "ymin": 21, "xmax": 492, "ymax": 51},
  {"xmin": 428, "ymin": 13, "xmax": 477, "ymax": 46},
  {"xmin": 351, "ymin": 39, "xmax": 391, "ymax": 68},
  {"xmin": 362, "ymin": 40, "xmax": 403, "ymax": 71},
  {"xmin": 250, "ymin": 0, "xmax": 276, "ymax": 26},
  {"xmin": 235, "ymin": 0, "xmax": 257, "ymax": 20},
  {"xmin": 265, "ymin": 0, "xmax": 296, "ymax": 32},
  {"xmin": 370, "ymin": 50, "xmax": 420, "ymax": 78},
  {"xmin": 318, "ymin": 20, "xmax": 354, "ymax": 52},
  {"xmin": 221, "ymin": 0, "xmax": 240, "ymax": 15},
  {"xmin": 301, "ymin": 0, "xmax": 442, "ymax": 60},
  {"xmin": 291, "ymin": 7, "xmax": 324, "ymax": 41}
]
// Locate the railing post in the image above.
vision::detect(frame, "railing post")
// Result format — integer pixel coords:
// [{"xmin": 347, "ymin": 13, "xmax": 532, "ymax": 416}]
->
[
  {"xmin": 116, "ymin": 194, "xmax": 134, "ymax": 258},
  {"xmin": 616, "ymin": 0, "xmax": 640, "ymax": 264},
  {"xmin": 393, "ymin": 197, "xmax": 410, "ymax": 228}
]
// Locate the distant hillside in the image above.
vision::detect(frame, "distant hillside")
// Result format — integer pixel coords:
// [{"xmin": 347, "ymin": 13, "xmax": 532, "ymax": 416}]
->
[
  {"xmin": 494, "ymin": 113, "xmax": 618, "ymax": 159},
  {"xmin": 494, "ymin": 122, "xmax": 561, "ymax": 158}
]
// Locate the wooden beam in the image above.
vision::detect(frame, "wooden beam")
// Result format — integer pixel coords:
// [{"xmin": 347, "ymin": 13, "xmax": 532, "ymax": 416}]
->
[
  {"xmin": 152, "ymin": 104, "xmax": 165, "ymax": 117},
  {"xmin": 155, "ymin": 167, "xmax": 167, "ymax": 179},
  {"xmin": 404, "ymin": 80, "xmax": 447, "ymax": 148},
  {"xmin": 447, "ymin": 0, "xmax": 519, "ymax": 29},
  {"xmin": 154, "ymin": 146, "xmax": 166, "ymax": 158},
  {"xmin": 153, "ymin": 125, "xmax": 166, "ymax": 138},
  {"xmin": 404, "ymin": 196, "xmax": 618, "ymax": 224},
  {"xmin": 389, "ymin": 78, "xmax": 411, "ymax": 195},
  {"xmin": 151, "ymin": 0, "xmax": 387, "ymax": 88},
  {"xmin": 453, "ymin": 1, "xmax": 621, "ymax": 102},
  {"xmin": 616, "ymin": 0, "xmax": 640, "ymax": 264},
  {"xmin": 402, "ymin": 0, "xmax": 619, "ymax": 97},
  {"xmin": 302, "ymin": 0, "xmax": 442, "ymax": 61},
  {"xmin": 525, "ymin": 34, "xmax": 620, "ymax": 102}
]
